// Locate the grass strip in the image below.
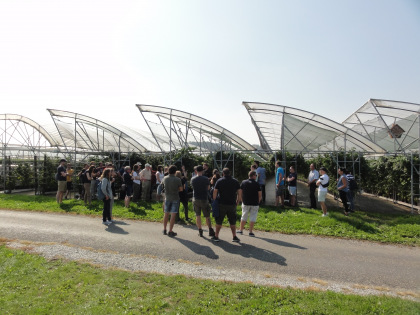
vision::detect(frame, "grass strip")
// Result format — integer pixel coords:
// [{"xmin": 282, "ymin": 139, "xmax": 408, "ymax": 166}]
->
[
  {"xmin": 0, "ymin": 194, "xmax": 419, "ymax": 245},
  {"xmin": 0, "ymin": 245, "xmax": 419, "ymax": 314}
]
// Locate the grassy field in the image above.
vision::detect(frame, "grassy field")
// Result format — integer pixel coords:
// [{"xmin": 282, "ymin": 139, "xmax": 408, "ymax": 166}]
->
[
  {"xmin": 1, "ymin": 244, "xmax": 419, "ymax": 314},
  {"xmin": 0, "ymin": 193, "xmax": 419, "ymax": 245}
]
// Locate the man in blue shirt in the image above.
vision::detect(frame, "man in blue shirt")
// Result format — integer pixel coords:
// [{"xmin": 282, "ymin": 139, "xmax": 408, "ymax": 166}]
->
[
  {"xmin": 254, "ymin": 161, "xmax": 266, "ymax": 204},
  {"xmin": 275, "ymin": 161, "xmax": 285, "ymax": 207}
]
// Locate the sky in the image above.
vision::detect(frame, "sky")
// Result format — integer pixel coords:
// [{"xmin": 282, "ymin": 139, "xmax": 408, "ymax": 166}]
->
[{"xmin": 0, "ymin": 0, "xmax": 419, "ymax": 146}]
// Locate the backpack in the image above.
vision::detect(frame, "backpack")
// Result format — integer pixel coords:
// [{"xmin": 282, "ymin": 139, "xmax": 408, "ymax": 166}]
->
[
  {"xmin": 97, "ymin": 180, "xmax": 105, "ymax": 200},
  {"xmin": 321, "ymin": 181, "xmax": 329, "ymax": 188},
  {"xmin": 348, "ymin": 178, "xmax": 358, "ymax": 191}
]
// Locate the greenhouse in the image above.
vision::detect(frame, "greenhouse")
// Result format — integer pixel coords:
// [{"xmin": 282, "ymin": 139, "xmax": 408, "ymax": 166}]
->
[{"xmin": 1, "ymin": 99, "xmax": 420, "ymax": 212}]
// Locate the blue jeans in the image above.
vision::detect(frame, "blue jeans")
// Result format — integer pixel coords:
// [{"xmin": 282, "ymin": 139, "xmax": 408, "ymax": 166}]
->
[{"xmin": 165, "ymin": 200, "xmax": 179, "ymax": 213}]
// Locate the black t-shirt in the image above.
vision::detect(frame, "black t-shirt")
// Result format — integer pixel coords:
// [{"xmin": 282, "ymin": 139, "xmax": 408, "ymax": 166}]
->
[
  {"xmin": 214, "ymin": 176, "xmax": 240, "ymax": 205},
  {"xmin": 123, "ymin": 172, "xmax": 133, "ymax": 187},
  {"xmin": 191, "ymin": 175, "xmax": 210, "ymax": 200},
  {"xmin": 82, "ymin": 170, "xmax": 90, "ymax": 184},
  {"xmin": 204, "ymin": 168, "xmax": 212, "ymax": 178},
  {"xmin": 240, "ymin": 178, "xmax": 261, "ymax": 206},
  {"xmin": 57, "ymin": 165, "xmax": 66, "ymax": 181},
  {"xmin": 288, "ymin": 172, "xmax": 297, "ymax": 187}
]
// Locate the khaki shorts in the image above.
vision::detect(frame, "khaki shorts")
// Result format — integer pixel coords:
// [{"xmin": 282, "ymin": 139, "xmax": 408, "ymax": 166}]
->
[
  {"xmin": 318, "ymin": 190, "xmax": 327, "ymax": 202},
  {"xmin": 193, "ymin": 199, "xmax": 211, "ymax": 217},
  {"xmin": 57, "ymin": 181, "xmax": 67, "ymax": 193}
]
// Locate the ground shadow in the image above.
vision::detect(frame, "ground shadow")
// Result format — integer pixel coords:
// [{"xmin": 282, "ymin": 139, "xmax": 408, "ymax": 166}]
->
[
  {"xmin": 208, "ymin": 239, "xmax": 287, "ymax": 266},
  {"xmin": 174, "ymin": 238, "xmax": 219, "ymax": 260},
  {"xmin": 258, "ymin": 237, "xmax": 307, "ymax": 250},
  {"xmin": 105, "ymin": 224, "xmax": 129, "ymax": 235},
  {"xmin": 111, "ymin": 220, "xmax": 130, "ymax": 226}
]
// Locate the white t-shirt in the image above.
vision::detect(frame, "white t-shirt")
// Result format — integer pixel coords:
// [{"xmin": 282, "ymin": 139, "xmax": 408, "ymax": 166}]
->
[
  {"xmin": 132, "ymin": 171, "xmax": 140, "ymax": 185},
  {"xmin": 156, "ymin": 171, "xmax": 164, "ymax": 184},
  {"xmin": 317, "ymin": 174, "xmax": 329, "ymax": 192}
]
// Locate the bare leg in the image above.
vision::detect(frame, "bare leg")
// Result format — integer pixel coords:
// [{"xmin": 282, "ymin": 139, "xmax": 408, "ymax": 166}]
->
[
  {"xmin": 240, "ymin": 220, "xmax": 246, "ymax": 232},
  {"xmin": 169, "ymin": 213, "xmax": 177, "ymax": 232},
  {"xmin": 163, "ymin": 212, "xmax": 170, "ymax": 231},
  {"xmin": 215, "ymin": 224, "xmax": 222, "ymax": 237},
  {"xmin": 230, "ymin": 225, "xmax": 237, "ymax": 237},
  {"xmin": 205, "ymin": 217, "xmax": 212, "ymax": 229},
  {"xmin": 249, "ymin": 221, "xmax": 255, "ymax": 233},
  {"xmin": 196, "ymin": 216, "xmax": 202, "ymax": 230}
]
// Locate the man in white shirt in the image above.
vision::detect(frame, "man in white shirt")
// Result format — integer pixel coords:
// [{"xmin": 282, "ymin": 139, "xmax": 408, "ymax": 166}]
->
[
  {"xmin": 307, "ymin": 163, "xmax": 319, "ymax": 209},
  {"xmin": 316, "ymin": 167, "xmax": 329, "ymax": 216},
  {"xmin": 140, "ymin": 163, "xmax": 152, "ymax": 201}
]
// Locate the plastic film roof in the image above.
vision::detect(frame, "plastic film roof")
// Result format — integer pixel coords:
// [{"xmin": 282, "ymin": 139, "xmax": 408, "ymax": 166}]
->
[
  {"xmin": 47, "ymin": 109, "xmax": 158, "ymax": 153},
  {"xmin": 343, "ymin": 99, "xmax": 420, "ymax": 153},
  {"xmin": 243, "ymin": 102, "xmax": 385, "ymax": 154},
  {"xmin": 137, "ymin": 105, "xmax": 258, "ymax": 154}
]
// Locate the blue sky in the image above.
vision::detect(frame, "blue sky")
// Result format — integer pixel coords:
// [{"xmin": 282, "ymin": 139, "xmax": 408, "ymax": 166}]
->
[{"xmin": 0, "ymin": 0, "xmax": 419, "ymax": 145}]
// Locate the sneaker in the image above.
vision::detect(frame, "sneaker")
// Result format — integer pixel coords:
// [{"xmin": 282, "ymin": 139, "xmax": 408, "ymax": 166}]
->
[
  {"xmin": 168, "ymin": 231, "xmax": 177, "ymax": 237},
  {"xmin": 236, "ymin": 230, "xmax": 243, "ymax": 235},
  {"xmin": 232, "ymin": 236, "xmax": 240, "ymax": 242},
  {"xmin": 163, "ymin": 229, "xmax": 167, "ymax": 235},
  {"xmin": 108, "ymin": 219, "xmax": 115, "ymax": 223},
  {"xmin": 198, "ymin": 229, "xmax": 203, "ymax": 237},
  {"xmin": 249, "ymin": 232, "xmax": 255, "ymax": 237},
  {"xmin": 211, "ymin": 236, "xmax": 220, "ymax": 242},
  {"xmin": 209, "ymin": 228, "xmax": 215, "ymax": 237},
  {"xmin": 106, "ymin": 220, "xmax": 113, "ymax": 224},
  {"xmin": 102, "ymin": 221, "xmax": 108, "ymax": 225}
]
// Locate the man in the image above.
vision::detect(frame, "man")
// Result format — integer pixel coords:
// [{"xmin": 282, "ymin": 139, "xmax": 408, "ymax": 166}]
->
[
  {"xmin": 140, "ymin": 163, "xmax": 152, "ymax": 201},
  {"xmin": 316, "ymin": 167, "xmax": 329, "ymax": 216},
  {"xmin": 56, "ymin": 159, "xmax": 67, "ymax": 204},
  {"xmin": 64, "ymin": 163, "xmax": 74, "ymax": 199},
  {"xmin": 237, "ymin": 170, "xmax": 262, "ymax": 237},
  {"xmin": 191, "ymin": 165, "xmax": 215, "ymax": 237},
  {"xmin": 162, "ymin": 165, "xmax": 183, "ymax": 237},
  {"xmin": 90, "ymin": 162, "xmax": 99, "ymax": 200},
  {"xmin": 287, "ymin": 165, "xmax": 297, "ymax": 207},
  {"xmin": 307, "ymin": 163, "xmax": 319, "ymax": 209},
  {"xmin": 203, "ymin": 163, "xmax": 212, "ymax": 178},
  {"xmin": 254, "ymin": 161, "xmax": 266, "ymax": 204},
  {"xmin": 275, "ymin": 161, "xmax": 285, "ymax": 207},
  {"xmin": 212, "ymin": 168, "xmax": 240, "ymax": 242},
  {"xmin": 132, "ymin": 164, "xmax": 141, "ymax": 202}
]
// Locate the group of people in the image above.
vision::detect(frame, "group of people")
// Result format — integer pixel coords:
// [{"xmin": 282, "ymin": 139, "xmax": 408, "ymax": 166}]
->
[{"xmin": 274, "ymin": 162, "xmax": 357, "ymax": 216}]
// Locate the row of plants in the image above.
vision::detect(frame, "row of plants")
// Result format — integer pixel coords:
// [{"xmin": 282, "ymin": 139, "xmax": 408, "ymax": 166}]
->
[{"xmin": 1, "ymin": 150, "xmax": 419, "ymax": 205}]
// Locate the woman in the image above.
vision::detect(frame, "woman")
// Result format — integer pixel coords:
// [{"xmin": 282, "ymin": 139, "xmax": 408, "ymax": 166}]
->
[
  {"xmin": 316, "ymin": 167, "xmax": 329, "ymax": 217},
  {"xmin": 175, "ymin": 170, "xmax": 190, "ymax": 221},
  {"xmin": 100, "ymin": 168, "xmax": 113, "ymax": 225},
  {"xmin": 156, "ymin": 165, "xmax": 165, "ymax": 201},
  {"xmin": 337, "ymin": 167, "xmax": 350, "ymax": 216},
  {"xmin": 123, "ymin": 166, "xmax": 134, "ymax": 208},
  {"xmin": 84, "ymin": 165, "xmax": 95, "ymax": 206}
]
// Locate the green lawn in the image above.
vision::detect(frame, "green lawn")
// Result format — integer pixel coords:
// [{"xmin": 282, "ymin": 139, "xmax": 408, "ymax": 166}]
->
[
  {"xmin": 0, "ymin": 194, "xmax": 419, "ymax": 245},
  {"xmin": 1, "ymin": 245, "xmax": 419, "ymax": 314}
]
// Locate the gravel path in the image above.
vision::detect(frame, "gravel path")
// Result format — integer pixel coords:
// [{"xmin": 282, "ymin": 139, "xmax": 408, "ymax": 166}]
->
[{"xmin": 1, "ymin": 209, "xmax": 419, "ymax": 301}]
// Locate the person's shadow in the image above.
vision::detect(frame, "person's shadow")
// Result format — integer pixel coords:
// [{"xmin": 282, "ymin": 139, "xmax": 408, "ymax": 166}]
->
[
  {"xmin": 209, "ymin": 239, "xmax": 287, "ymax": 266},
  {"xmin": 174, "ymin": 237, "xmax": 219, "ymax": 260},
  {"xmin": 258, "ymin": 237, "xmax": 307, "ymax": 250},
  {"xmin": 105, "ymin": 224, "xmax": 129, "ymax": 235}
]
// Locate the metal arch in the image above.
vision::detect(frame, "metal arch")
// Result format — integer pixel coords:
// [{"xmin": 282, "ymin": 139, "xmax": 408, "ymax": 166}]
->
[
  {"xmin": 136, "ymin": 104, "xmax": 258, "ymax": 152},
  {"xmin": 0, "ymin": 114, "xmax": 58, "ymax": 148},
  {"xmin": 243, "ymin": 101, "xmax": 386, "ymax": 154},
  {"xmin": 47, "ymin": 109, "xmax": 148, "ymax": 153}
]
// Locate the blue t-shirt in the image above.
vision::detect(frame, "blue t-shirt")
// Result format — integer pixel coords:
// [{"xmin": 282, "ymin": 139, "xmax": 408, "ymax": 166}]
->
[
  {"xmin": 256, "ymin": 167, "xmax": 266, "ymax": 185},
  {"xmin": 276, "ymin": 167, "xmax": 285, "ymax": 185}
]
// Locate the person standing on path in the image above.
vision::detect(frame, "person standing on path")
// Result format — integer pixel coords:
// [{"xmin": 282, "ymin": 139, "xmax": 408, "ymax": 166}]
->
[
  {"xmin": 123, "ymin": 166, "xmax": 134, "ymax": 208},
  {"xmin": 237, "ymin": 170, "xmax": 262, "ymax": 237},
  {"xmin": 337, "ymin": 167, "xmax": 350, "ymax": 216},
  {"xmin": 162, "ymin": 165, "xmax": 183, "ymax": 237},
  {"xmin": 132, "ymin": 164, "xmax": 141, "ymax": 203},
  {"xmin": 56, "ymin": 159, "xmax": 67, "ymax": 204},
  {"xmin": 140, "ymin": 163, "xmax": 152, "ymax": 201},
  {"xmin": 316, "ymin": 167, "xmax": 330, "ymax": 216},
  {"xmin": 275, "ymin": 161, "xmax": 285, "ymax": 207},
  {"xmin": 307, "ymin": 163, "xmax": 319, "ymax": 209},
  {"xmin": 190, "ymin": 165, "xmax": 215, "ymax": 238},
  {"xmin": 100, "ymin": 168, "xmax": 113, "ymax": 225},
  {"xmin": 212, "ymin": 168, "xmax": 241, "ymax": 242},
  {"xmin": 65, "ymin": 163, "xmax": 74, "ymax": 200},
  {"xmin": 287, "ymin": 165, "xmax": 297, "ymax": 207},
  {"xmin": 254, "ymin": 161, "xmax": 266, "ymax": 204}
]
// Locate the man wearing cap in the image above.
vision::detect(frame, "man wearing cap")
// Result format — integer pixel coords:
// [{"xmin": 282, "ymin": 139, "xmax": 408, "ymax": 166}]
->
[
  {"xmin": 191, "ymin": 165, "xmax": 215, "ymax": 237},
  {"xmin": 140, "ymin": 163, "xmax": 152, "ymax": 201},
  {"xmin": 56, "ymin": 159, "xmax": 67, "ymax": 204}
]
